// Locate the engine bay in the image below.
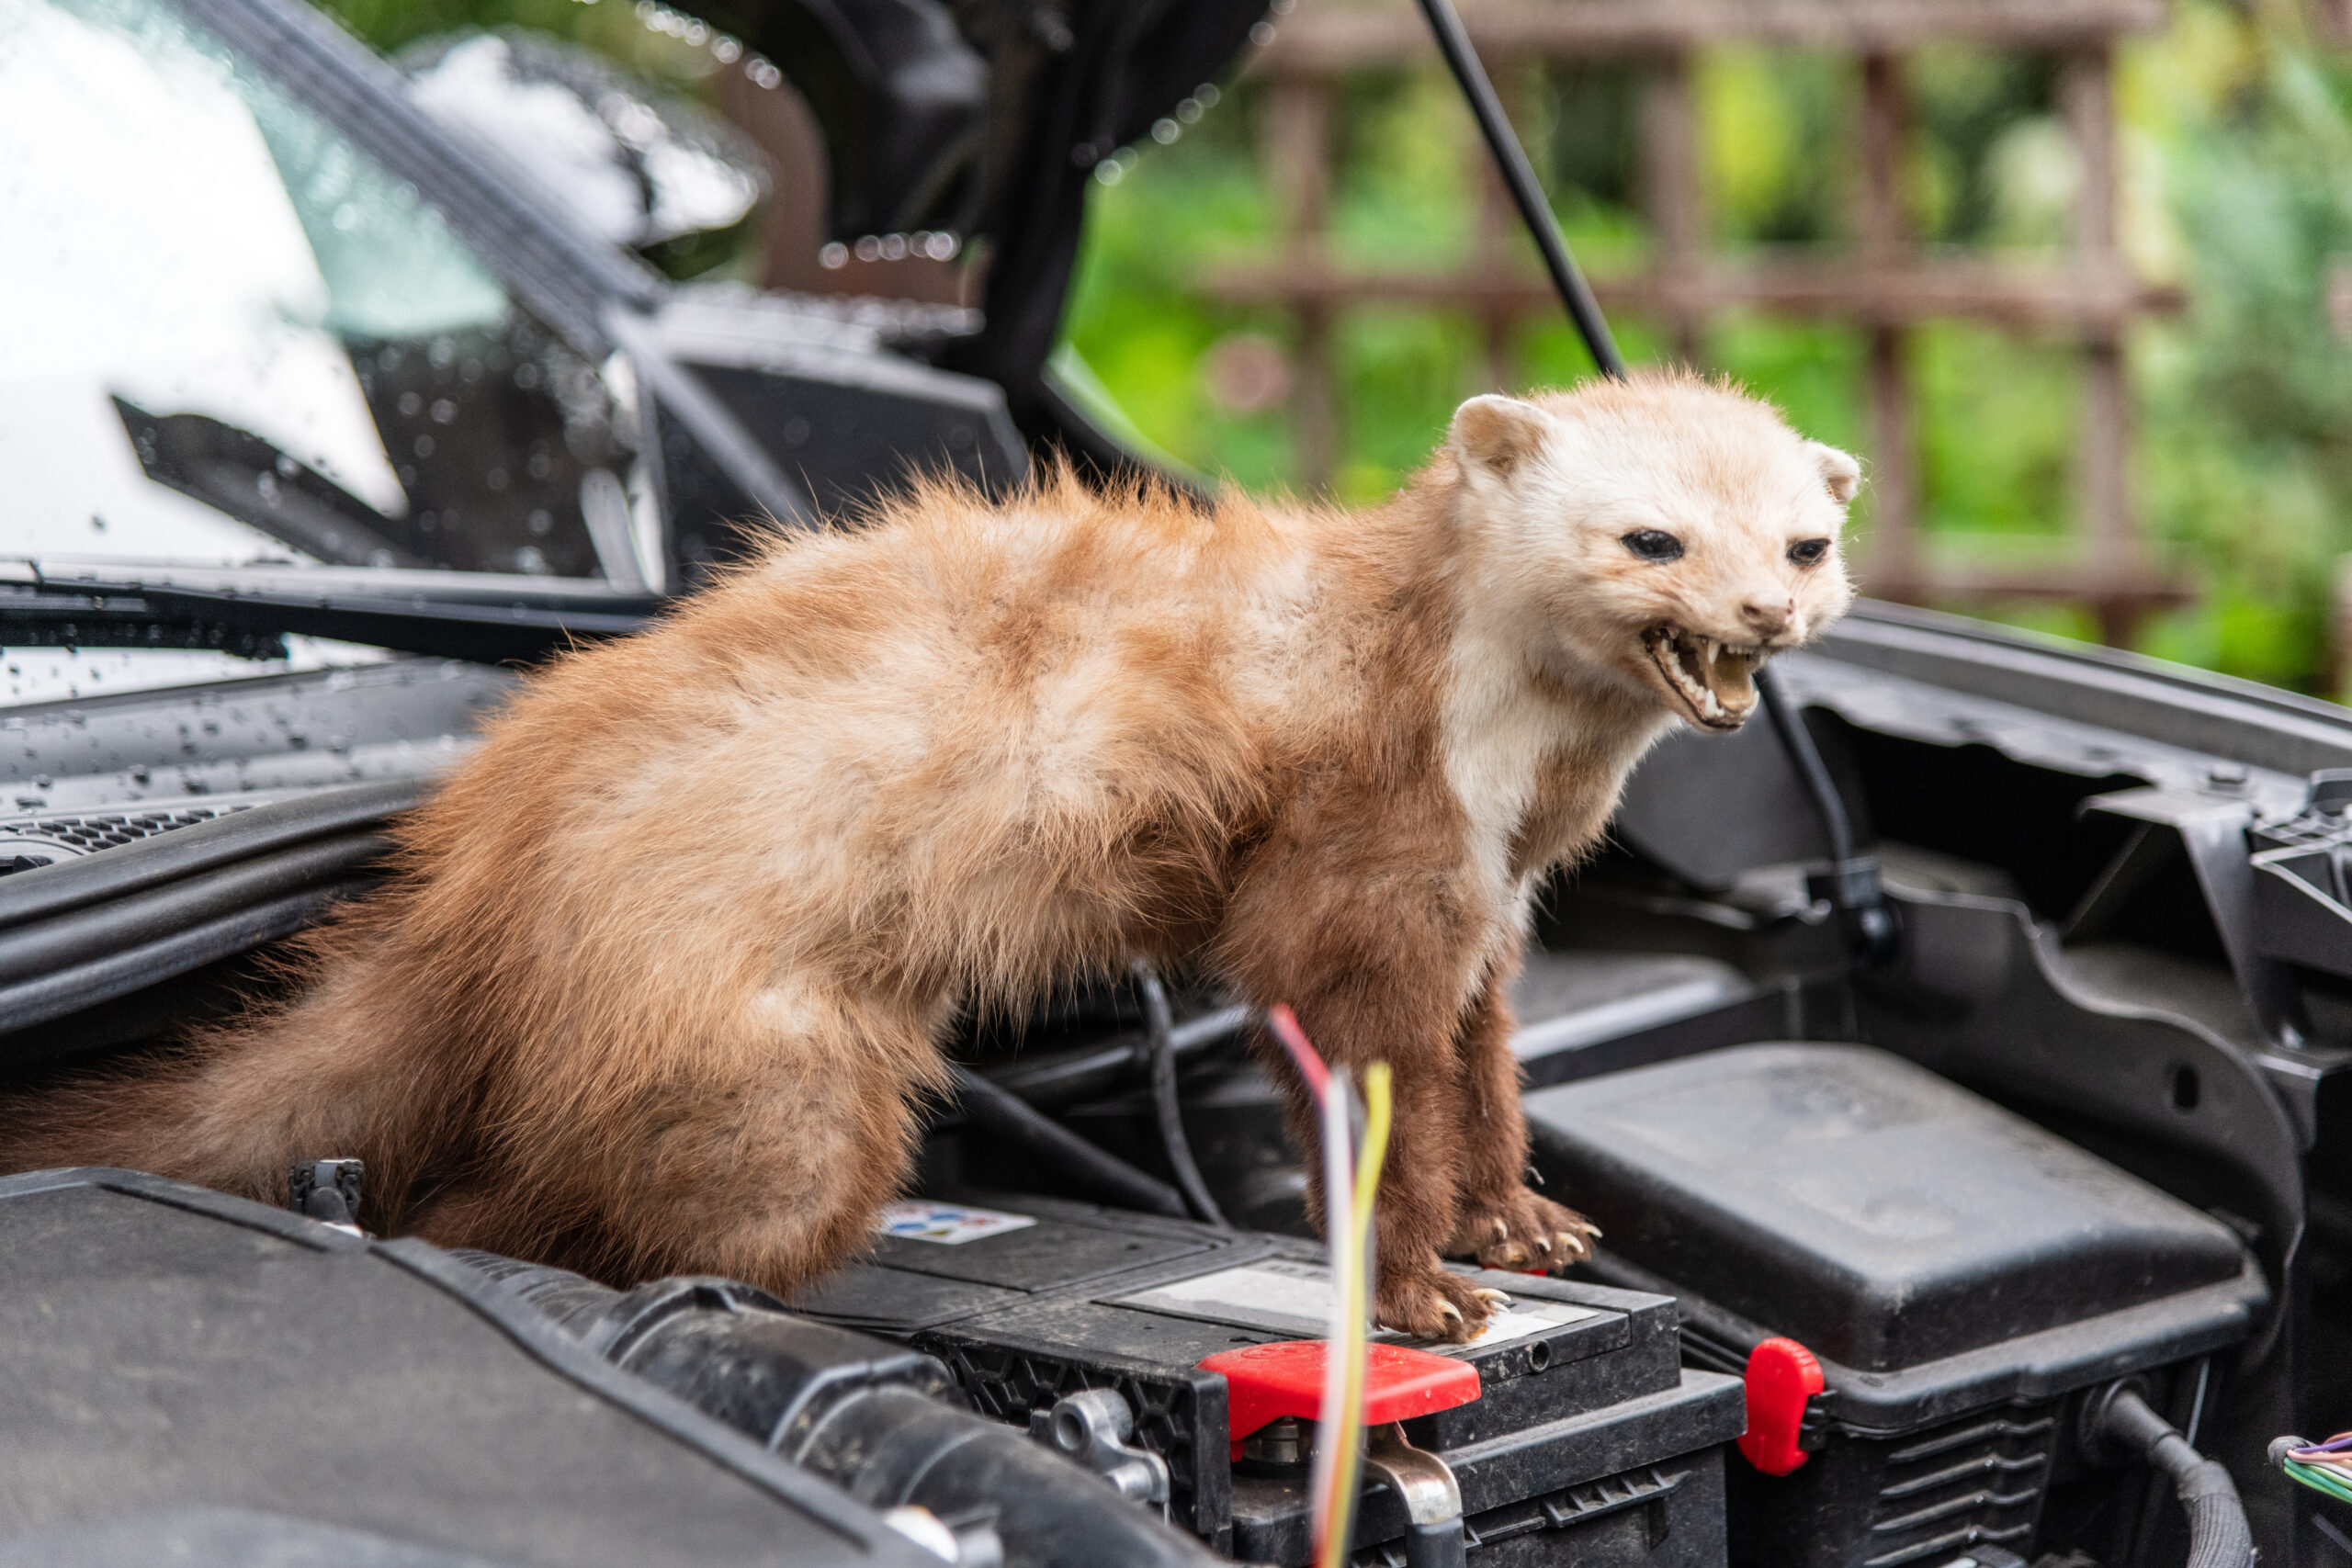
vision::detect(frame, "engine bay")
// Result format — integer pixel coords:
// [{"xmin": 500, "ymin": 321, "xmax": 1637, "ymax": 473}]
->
[{"xmin": 3, "ymin": 602, "xmax": 2346, "ymax": 1567}]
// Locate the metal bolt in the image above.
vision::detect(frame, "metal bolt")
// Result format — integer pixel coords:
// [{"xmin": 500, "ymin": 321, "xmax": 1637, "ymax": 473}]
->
[{"xmin": 1242, "ymin": 1416, "xmax": 1310, "ymax": 1468}]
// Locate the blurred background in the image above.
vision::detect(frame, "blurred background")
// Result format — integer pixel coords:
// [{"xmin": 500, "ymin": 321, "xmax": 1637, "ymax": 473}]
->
[{"xmin": 321, "ymin": 0, "xmax": 2352, "ymax": 697}]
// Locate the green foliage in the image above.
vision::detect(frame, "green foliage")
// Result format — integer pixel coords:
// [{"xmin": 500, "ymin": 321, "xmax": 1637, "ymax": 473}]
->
[
  {"xmin": 1906, "ymin": 47, "xmax": 2058, "ymax": 245},
  {"xmin": 1913, "ymin": 321, "xmax": 2077, "ymax": 536},
  {"xmin": 2127, "ymin": 5, "xmax": 2352, "ymax": 691},
  {"xmin": 1057, "ymin": 92, "xmax": 1289, "ymax": 491},
  {"xmin": 1063, "ymin": 4, "xmax": 2352, "ymax": 697},
  {"xmin": 1700, "ymin": 49, "xmax": 1849, "ymax": 246}
]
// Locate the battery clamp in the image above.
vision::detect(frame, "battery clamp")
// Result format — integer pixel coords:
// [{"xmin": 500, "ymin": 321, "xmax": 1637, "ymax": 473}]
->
[
  {"xmin": 1197, "ymin": 1340, "xmax": 1482, "ymax": 1568},
  {"xmin": 1363, "ymin": 1424, "xmax": 1472, "ymax": 1568},
  {"xmin": 1030, "ymin": 1387, "xmax": 1173, "ymax": 1517}
]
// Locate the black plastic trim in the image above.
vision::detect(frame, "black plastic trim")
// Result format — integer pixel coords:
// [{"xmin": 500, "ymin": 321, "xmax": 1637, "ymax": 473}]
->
[
  {"xmin": 0, "ymin": 831, "xmax": 386, "ymax": 986},
  {"xmin": 1827, "ymin": 603, "xmax": 2352, "ymax": 777},
  {"xmin": 0, "ymin": 881, "xmax": 367, "ymax": 1043},
  {"xmin": 0, "ymin": 781, "xmax": 426, "ymax": 932},
  {"xmin": 372, "ymin": 1238, "xmax": 932, "ymax": 1564}
]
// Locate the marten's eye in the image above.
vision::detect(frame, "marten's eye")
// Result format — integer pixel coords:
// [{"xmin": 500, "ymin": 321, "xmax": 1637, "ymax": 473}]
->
[
  {"xmin": 1621, "ymin": 530, "xmax": 1683, "ymax": 562},
  {"xmin": 1788, "ymin": 537, "xmax": 1831, "ymax": 567}
]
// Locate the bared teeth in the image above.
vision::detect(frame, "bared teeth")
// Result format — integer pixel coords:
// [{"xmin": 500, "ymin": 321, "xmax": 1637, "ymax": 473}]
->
[{"xmin": 1645, "ymin": 625, "xmax": 1762, "ymax": 728}]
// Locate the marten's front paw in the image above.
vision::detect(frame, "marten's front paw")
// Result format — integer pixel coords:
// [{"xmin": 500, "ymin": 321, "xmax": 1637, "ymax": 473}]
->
[
  {"xmin": 1375, "ymin": 1263, "xmax": 1492, "ymax": 1343},
  {"xmin": 1446, "ymin": 1189, "xmax": 1601, "ymax": 1273}
]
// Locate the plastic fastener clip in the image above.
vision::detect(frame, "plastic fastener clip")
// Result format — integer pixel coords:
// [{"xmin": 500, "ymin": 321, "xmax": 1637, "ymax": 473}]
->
[{"xmin": 1737, "ymin": 1337, "xmax": 1825, "ymax": 1476}]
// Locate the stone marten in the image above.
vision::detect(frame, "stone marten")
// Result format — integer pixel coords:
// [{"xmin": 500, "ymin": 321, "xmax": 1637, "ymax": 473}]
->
[{"xmin": 2, "ymin": 370, "xmax": 1859, "ymax": 1340}]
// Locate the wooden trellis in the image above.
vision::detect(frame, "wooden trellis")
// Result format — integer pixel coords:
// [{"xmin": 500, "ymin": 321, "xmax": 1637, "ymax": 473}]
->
[{"xmin": 1213, "ymin": 0, "xmax": 2188, "ymax": 643}]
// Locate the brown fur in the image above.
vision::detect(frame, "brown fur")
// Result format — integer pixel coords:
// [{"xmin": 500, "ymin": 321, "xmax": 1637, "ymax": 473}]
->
[{"xmin": 0, "ymin": 370, "xmax": 1858, "ymax": 1339}]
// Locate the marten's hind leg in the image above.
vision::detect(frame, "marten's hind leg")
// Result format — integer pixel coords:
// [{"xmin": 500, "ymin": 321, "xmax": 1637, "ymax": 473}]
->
[
  {"xmin": 1443, "ymin": 963, "xmax": 1600, "ymax": 1272},
  {"xmin": 418, "ymin": 979, "xmax": 945, "ymax": 1296}
]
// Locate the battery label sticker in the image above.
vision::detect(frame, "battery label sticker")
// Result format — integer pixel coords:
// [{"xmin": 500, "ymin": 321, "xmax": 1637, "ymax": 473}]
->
[
  {"xmin": 875, "ymin": 1201, "xmax": 1037, "ymax": 1245},
  {"xmin": 1111, "ymin": 1258, "xmax": 1600, "ymax": 1353},
  {"xmin": 1116, "ymin": 1259, "xmax": 1334, "ymax": 1337}
]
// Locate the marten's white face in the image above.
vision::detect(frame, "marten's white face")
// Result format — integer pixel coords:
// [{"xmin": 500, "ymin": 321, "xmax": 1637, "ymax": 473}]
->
[{"xmin": 1449, "ymin": 380, "xmax": 1860, "ymax": 731}]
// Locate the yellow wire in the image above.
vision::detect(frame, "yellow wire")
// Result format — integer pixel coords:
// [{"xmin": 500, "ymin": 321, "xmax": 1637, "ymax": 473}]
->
[
  {"xmin": 1351, "ymin": 1063, "xmax": 1393, "ymax": 1271},
  {"xmin": 1345, "ymin": 1062, "xmax": 1393, "ymax": 1437},
  {"xmin": 1317, "ymin": 1063, "xmax": 1393, "ymax": 1568}
]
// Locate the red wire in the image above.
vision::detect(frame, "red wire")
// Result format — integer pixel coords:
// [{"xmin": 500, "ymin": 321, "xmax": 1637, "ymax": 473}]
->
[{"xmin": 1267, "ymin": 1004, "xmax": 1331, "ymax": 1098}]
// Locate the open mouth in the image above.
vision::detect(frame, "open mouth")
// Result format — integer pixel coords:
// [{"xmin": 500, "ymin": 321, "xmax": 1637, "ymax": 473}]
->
[{"xmin": 1643, "ymin": 626, "xmax": 1762, "ymax": 730}]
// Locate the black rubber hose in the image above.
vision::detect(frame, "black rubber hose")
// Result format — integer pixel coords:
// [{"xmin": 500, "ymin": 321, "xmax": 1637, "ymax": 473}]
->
[
  {"xmin": 978, "ymin": 1004, "xmax": 1251, "ymax": 1111},
  {"xmin": 2095, "ymin": 1386, "xmax": 2255, "ymax": 1568},
  {"xmin": 949, "ymin": 1065, "xmax": 1191, "ymax": 1220},
  {"xmin": 0, "ymin": 877, "xmax": 378, "ymax": 1047},
  {"xmin": 1131, "ymin": 960, "xmax": 1227, "ymax": 1229},
  {"xmin": 796, "ymin": 1387, "xmax": 1223, "ymax": 1568},
  {"xmin": 458, "ymin": 1256, "xmax": 1221, "ymax": 1567}
]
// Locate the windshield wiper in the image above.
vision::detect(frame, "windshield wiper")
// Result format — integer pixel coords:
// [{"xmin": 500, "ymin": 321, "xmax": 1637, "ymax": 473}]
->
[{"xmin": 2, "ymin": 563, "xmax": 659, "ymax": 666}]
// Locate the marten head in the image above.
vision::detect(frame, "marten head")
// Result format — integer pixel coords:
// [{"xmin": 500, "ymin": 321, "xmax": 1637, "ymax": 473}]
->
[{"xmin": 1447, "ymin": 371, "xmax": 1860, "ymax": 732}]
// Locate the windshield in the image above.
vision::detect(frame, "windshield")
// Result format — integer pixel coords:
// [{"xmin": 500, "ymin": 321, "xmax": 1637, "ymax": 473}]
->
[{"xmin": 0, "ymin": 0, "xmax": 659, "ymax": 585}]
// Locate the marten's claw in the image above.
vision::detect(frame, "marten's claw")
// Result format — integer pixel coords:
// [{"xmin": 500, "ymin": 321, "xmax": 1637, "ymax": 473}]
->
[
  {"xmin": 1451, "ymin": 1189, "xmax": 1602, "ymax": 1275},
  {"xmin": 1472, "ymin": 1288, "xmax": 1512, "ymax": 1307},
  {"xmin": 1377, "ymin": 1265, "xmax": 1493, "ymax": 1342}
]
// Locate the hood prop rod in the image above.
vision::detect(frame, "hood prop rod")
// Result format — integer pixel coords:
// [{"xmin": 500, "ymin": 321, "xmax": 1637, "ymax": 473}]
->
[{"xmin": 1409, "ymin": 0, "xmax": 1624, "ymax": 383}]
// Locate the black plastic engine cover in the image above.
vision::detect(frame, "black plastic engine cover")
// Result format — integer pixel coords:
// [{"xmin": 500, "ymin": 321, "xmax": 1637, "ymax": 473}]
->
[
  {"xmin": 0, "ymin": 1168, "xmax": 929, "ymax": 1568},
  {"xmin": 1525, "ymin": 1044, "xmax": 2267, "ymax": 1568},
  {"xmin": 1525, "ymin": 1043, "xmax": 2256, "ymax": 1377}
]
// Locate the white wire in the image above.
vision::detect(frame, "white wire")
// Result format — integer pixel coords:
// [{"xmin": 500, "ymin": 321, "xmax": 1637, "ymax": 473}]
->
[{"xmin": 1306, "ymin": 1065, "xmax": 1354, "ymax": 1547}]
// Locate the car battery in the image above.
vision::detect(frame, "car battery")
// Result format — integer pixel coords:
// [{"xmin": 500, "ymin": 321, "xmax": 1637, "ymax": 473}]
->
[
  {"xmin": 1522, "ymin": 1043, "xmax": 2269, "ymax": 1568},
  {"xmin": 789, "ymin": 1194, "xmax": 1743, "ymax": 1565}
]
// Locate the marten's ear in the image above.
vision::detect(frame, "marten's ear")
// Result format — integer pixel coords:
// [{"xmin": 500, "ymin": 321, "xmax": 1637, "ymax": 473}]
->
[
  {"xmin": 1806, "ymin": 441, "xmax": 1862, "ymax": 504},
  {"xmin": 1451, "ymin": 395, "xmax": 1555, "ymax": 481}
]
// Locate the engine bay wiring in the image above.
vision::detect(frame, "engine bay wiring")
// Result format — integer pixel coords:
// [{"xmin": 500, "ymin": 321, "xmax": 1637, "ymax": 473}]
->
[
  {"xmin": 2277, "ymin": 1430, "xmax": 2352, "ymax": 1506},
  {"xmin": 1267, "ymin": 1003, "xmax": 1394, "ymax": 1568}
]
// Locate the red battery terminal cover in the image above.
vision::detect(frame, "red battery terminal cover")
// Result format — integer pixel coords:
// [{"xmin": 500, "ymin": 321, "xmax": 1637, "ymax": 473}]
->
[
  {"xmin": 1199, "ymin": 1340, "xmax": 1482, "ymax": 1460},
  {"xmin": 1737, "ymin": 1336, "xmax": 1826, "ymax": 1476}
]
